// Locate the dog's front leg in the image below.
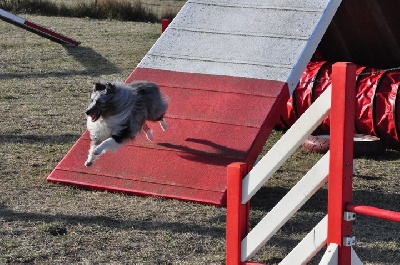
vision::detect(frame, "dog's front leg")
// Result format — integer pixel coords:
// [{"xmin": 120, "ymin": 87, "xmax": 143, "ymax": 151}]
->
[
  {"xmin": 94, "ymin": 137, "xmax": 121, "ymax": 155},
  {"xmin": 85, "ymin": 138, "xmax": 122, "ymax": 167},
  {"xmin": 85, "ymin": 141, "xmax": 99, "ymax": 167}
]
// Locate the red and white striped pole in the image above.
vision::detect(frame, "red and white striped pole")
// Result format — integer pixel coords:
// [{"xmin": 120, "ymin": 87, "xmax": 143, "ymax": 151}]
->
[{"xmin": 0, "ymin": 8, "xmax": 80, "ymax": 46}]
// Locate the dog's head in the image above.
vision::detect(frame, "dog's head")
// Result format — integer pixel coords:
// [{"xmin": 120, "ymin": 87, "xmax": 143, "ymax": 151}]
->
[{"xmin": 86, "ymin": 82, "xmax": 116, "ymax": 122}]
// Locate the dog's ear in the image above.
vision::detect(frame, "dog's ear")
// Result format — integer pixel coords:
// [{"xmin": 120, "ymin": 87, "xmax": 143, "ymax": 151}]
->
[
  {"xmin": 106, "ymin": 82, "xmax": 116, "ymax": 94},
  {"xmin": 93, "ymin": 82, "xmax": 107, "ymax": 91}
]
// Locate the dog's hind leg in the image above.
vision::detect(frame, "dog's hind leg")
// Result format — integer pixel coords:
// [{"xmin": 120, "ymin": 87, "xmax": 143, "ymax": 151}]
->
[
  {"xmin": 142, "ymin": 123, "xmax": 154, "ymax": 141},
  {"xmin": 159, "ymin": 119, "xmax": 168, "ymax": 131}
]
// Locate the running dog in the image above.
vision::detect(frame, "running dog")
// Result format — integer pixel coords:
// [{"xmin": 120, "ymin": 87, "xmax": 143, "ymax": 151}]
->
[{"xmin": 84, "ymin": 81, "xmax": 168, "ymax": 166}]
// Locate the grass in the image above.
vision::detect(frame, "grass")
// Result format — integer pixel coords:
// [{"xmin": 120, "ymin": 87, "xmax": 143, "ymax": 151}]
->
[{"xmin": 0, "ymin": 13, "xmax": 399, "ymax": 264}]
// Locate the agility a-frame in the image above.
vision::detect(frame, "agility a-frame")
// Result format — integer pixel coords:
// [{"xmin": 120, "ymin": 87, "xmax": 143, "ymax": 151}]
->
[{"xmin": 47, "ymin": 0, "xmax": 341, "ymax": 206}]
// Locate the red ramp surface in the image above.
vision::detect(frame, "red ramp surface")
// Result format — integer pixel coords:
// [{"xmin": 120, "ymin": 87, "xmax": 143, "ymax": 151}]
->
[{"xmin": 47, "ymin": 68, "xmax": 288, "ymax": 206}]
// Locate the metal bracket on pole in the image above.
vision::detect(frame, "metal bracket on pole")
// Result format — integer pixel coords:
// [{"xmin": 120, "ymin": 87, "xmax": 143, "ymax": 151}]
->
[
  {"xmin": 343, "ymin": 236, "xmax": 356, "ymax": 247},
  {"xmin": 343, "ymin": 211, "xmax": 356, "ymax": 221}
]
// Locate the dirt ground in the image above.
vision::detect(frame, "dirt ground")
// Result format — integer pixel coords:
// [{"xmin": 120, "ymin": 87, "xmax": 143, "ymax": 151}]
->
[{"xmin": 0, "ymin": 13, "xmax": 399, "ymax": 265}]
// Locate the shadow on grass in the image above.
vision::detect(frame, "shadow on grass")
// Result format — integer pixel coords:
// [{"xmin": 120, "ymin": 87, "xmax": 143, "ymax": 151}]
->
[
  {"xmin": 63, "ymin": 44, "xmax": 120, "ymax": 76},
  {"xmin": 0, "ymin": 134, "xmax": 80, "ymax": 144},
  {"xmin": 0, "ymin": 45, "xmax": 120, "ymax": 80},
  {"xmin": 362, "ymin": 148, "xmax": 400, "ymax": 161},
  {"xmin": 251, "ymin": 184, "xmax": 399, "ymax": 217},
  {"xmin": 0, "ymin": 202, "xmax": 225, "ymax": 238}
]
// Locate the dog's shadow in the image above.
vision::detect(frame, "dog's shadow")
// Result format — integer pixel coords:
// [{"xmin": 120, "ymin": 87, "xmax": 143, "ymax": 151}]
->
[{"xmin": 158, "ymin": 138, "xmax": 246, "ymax": 166}]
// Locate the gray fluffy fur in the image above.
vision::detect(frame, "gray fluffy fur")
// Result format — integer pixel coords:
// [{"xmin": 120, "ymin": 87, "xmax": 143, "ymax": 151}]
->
[{"xmin": 84, "ymin": 81, "xmax": 168, "ymax": 166}]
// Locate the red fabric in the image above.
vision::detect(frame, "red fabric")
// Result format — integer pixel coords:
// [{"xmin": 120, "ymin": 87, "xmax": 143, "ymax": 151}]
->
[
  {"xmin": 294, "ymin": 61, "xmax": 325, "ymax": 118},
  {"xmin": 312, "ymin": 62, "xmax": 333, "ymax": 132},
  {"xmin": 278, "ymin": 62, "xmax": 400, "ymax": 148},
  {"xmin": 355, "ymin": 68, "xmax": 383, "ymax": 136},
  {"xmin": 373, "ymin": 72, "xmax": 400, "ymax": 148},
  {"xmin": 276, "ymin": 61, "xmax": 326, "ymax": 129}
]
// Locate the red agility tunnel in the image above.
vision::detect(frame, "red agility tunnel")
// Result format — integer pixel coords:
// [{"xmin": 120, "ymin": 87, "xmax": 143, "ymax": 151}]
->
[{"xmin": 277, "ymin": 61, "xmax": 400, "ymax": 149}]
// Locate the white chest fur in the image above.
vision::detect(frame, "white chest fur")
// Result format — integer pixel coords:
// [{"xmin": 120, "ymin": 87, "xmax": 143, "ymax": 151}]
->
[{"xmin": 87, "ymin": 117, "xmax": 113, "ymax": 142}]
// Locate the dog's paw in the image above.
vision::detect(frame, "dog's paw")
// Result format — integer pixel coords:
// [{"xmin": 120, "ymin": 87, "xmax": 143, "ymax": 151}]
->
[{"xmin": 93, "ymin": 146, "xmax": 103, "ymax": 156}]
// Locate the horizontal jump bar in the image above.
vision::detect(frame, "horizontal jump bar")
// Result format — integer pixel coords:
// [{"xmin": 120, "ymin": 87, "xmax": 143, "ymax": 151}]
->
[{"xmin": 346, "ymin": 203, "xmax": 400, "ymax": 223}]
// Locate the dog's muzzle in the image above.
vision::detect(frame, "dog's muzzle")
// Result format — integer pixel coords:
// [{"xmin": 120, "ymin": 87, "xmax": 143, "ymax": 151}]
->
[{"xmin": 86, "ymin": 108, "xmax": 102, "ymax": 122}]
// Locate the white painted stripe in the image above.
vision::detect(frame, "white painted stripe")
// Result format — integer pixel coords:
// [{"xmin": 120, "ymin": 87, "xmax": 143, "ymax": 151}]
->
[
  {"xmin": 146, "ymin": 29, "xmax": 306, "ymax": 66},
  {"xmin": 188, "ymin": 0, "xmax": 328, "ymax": 12},
  {"xmin": 140, "ymin": 55, "xmax": 291, "ymax": 82},
  {"xmin": 280, "ymin": 216, "xmax": 328, "ymax": 265},
  {"xmin": 168, "ymin": 26, "xmax": 310, "ymax": 41},
  {"xmin": 148, "ymin": 52, "xmax": 293, "ymax": 69},
  {"xmin": 140, "ymin": 27, "xmax": 306, "ymax": 82},
  {"xmin": 172, "ymin": 3, "xmax": 323, "ymax": 40},
  {"xmin": 319, "ymin": 243, "xmax": 339, "ymax": 265},
  {"xmin": 0, "ymin": 8, "xmax": 25, "ymax": 24},
  {"xmin": 241, "ymin": 152, "xmax": 330, "ymax": 261},
  {"xmin": 241, "ymin": 87, "xmax": 332, "ymax": 204}
]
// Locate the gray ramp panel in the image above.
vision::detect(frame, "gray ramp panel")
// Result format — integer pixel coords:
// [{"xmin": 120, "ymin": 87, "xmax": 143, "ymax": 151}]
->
[{"xmin": 139, "ymin": 0, "xmax": 342, "ymax": 93}]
